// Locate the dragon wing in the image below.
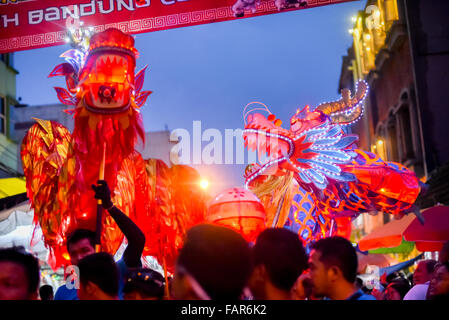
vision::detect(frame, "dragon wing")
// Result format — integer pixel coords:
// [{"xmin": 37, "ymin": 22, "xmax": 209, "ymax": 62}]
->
[
  {"xmin": 143, "ymin": 159, "xmax": 176, "ymax": 273},
  {"xmin": 168, "ymin": 164, "xmax": 208, "ymax": 243},
  {"xmin": 143, "ymin": 160, "xmax": 207, "ymax": 274},
  {"xmin": 294, "ymin": 80, "xmax": 368, "ymax": 189},
  {"xmin": 21, "ymin": 118, "xmax": 73, "ymax": 268},
  {"xmin": 104, "ymin": 152, "xmax": 151, "ymax": 258},
  {"xmin": 294, "ymin": 121, "xmax": 358, "ymax": 190}
]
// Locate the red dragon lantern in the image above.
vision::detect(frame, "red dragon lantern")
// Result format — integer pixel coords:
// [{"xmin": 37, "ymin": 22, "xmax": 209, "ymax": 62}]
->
[
  {"xmin": 144, "ymin": 159, "xmax": 208, "ymax": 273},
  {"xmin": 21, "ymin": 28, "xmax": 205, "ymax": 270},
  {"xmin": 242, "ymin": 81, "xmax": 424, "ymax": 244}
]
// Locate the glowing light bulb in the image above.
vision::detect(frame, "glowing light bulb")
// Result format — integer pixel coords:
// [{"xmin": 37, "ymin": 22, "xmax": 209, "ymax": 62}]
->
[{"xmin": 199, "ymin": 179, "xmax": 209, "ymax": 190}]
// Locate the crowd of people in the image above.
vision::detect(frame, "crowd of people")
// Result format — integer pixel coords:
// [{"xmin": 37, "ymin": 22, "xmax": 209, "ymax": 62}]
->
[{"xmin": 1, "ymin": 180, "xmax": 448, "ymax": 301}]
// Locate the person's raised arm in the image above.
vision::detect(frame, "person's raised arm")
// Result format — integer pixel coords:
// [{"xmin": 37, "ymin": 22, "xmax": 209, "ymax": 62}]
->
[{"xmin": 92, "ymin": 180, "xmax": 146, "ymax": 268}]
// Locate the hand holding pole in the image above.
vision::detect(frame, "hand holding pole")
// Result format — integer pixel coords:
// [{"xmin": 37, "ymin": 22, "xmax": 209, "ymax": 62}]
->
[{"xmin": 94, "ymin": 142, "xmax": 106, "ymax": 253}]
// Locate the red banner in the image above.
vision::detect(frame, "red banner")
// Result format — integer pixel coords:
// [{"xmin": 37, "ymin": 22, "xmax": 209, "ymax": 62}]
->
[{"xmin": 0, "ymin": 0, "xmax": 355, "ymax": 54}]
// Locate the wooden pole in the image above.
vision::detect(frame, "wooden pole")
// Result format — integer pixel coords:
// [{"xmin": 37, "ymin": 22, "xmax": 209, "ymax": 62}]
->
[
  {"xmin": 95, "ymin": 142, "xmax": 106, "ymax": 253},
  {"xmin": 162, "ymin": 255, "xmax": 170, "ymax": 300},
  {"xmin": 328, "ymin": 219, "xmax": 335, "ymax": 237}
]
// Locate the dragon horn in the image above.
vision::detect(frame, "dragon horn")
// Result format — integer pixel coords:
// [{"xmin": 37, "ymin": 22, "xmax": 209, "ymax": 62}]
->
[{"xmin": 316, "ymin": 80, "xmax": 369, "ymax": 126}]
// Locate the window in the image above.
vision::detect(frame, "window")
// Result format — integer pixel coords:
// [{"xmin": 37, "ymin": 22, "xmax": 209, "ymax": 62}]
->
[
  {"xmin": 369, "ymin": 90, "xmax": 379, "ymax": 129},
  {"xmin": 383, "ymin": 0, "xmax": 399, "ymax": 25},
  {"xmin": 383, "ymin": 211, "xmax": 390, "ymax": 224},
  {"xmin": 387, "ymin": 115, "xmax": 399, "ymax": 162},
  {"xmin": 373, "ymin": 125, "xmax": 387, "ymax": 159},
  {"xmin": 0, "ymin": 97, "xmax": 6, "ymax": 135},
  {"xmin": 398, "ymin": 105, "xmax": 415, "ymax": 161},
  {"xmin": 0, "ymin": 54, "xmax": 12, "ymax": 68},
  {"xmin": 376, "ymin": 136, "xmax": 387, "ymax": 160}
]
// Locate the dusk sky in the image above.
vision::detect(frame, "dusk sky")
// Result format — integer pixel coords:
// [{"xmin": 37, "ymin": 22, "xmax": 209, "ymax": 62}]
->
[{"xmin": 15, "ymin": 1, "xmax": 366, "ymax": 195}]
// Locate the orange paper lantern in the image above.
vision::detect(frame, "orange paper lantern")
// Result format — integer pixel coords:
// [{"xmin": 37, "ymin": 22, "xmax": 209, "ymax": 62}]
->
[{"xmin": 207, "ymin": 188, "xmax": 266, "ymax": 242}]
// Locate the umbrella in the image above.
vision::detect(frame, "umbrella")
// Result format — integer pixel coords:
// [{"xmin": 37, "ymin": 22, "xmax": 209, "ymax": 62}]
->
[
  {"xmin": 358, "ymin": 214, "xmax": 415, "ymax": 251},
  {"xmin": 403, "ymin": 205, "xmax": 449, "ymax": 251},
  {"xmin": 378, "ymin": 254, "xmax": 423, "ymax": 277},
  {"xmin": 358, "ymin": 205, "xmax": 449, "ymax": 252},
  {"xmin": 368, "ymin": 240, "xmax": 415, "ymax": 255},
  {"xmin": 357, "ymin": 252, "xmax": 397, "ymax": 274}
]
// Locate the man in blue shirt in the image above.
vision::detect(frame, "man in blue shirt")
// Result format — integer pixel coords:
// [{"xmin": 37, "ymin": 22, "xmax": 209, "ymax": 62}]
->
[
  {"xmin": 248, "ymin": 228, "xmax": 308, "ymax": 300},
  {"xmin": 77, "ymin": 252, "xmax": 120, "ymax": 300},
  {"xmin": 308, "ymin": 236, "xmax": 376, "ymax": 300},
  {"xmin": 54, "ymin": 180, "xmax": 145, "ymax": 300}
]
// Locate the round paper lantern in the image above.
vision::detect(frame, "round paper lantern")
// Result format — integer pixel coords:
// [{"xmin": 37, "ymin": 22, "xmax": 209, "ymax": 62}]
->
[{"xmin": 206, "ymin": 187, "xmax": 266, "ymax": 242}]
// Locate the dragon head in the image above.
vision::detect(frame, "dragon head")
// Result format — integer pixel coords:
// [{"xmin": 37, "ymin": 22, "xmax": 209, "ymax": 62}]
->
[
  {"xmin": 48, "ymin": 27, "xmax": 153, "ymax": 195},
  {"xmin": 48, "ymin": 28, "xmax": 152, "ymax": 162},
  {"xmin": 243, "ymin": 81, "xmax": 368, "ymax": 190},
  {"xmin": 78, "ymin": 29, "xmax": 138, "ymax": 112},
  {"xmin": 49, "ymin": 27, "xmax": 151, "ymax": 114}
]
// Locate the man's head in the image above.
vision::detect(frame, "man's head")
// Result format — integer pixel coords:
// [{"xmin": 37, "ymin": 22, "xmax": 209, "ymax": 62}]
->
[
  {"xmin": 172, "ymin": 224, "xmax": 252, "ymax": 300},
  {"xmin": 124, "ymin": 268, "xmax": 165, "ymax": 300},
  {"xmin": 308, "ymin": 236, "xmax": 357, "ymax": 298},
  {"xmin": 428, "ymin": 262, "xmax": 449, "ymax": 299},
  {"xmin": 413, "ymin": 260, "xmax": 437, "ymax": 285},
  {"xmin": 0, "ymin": 247, "xmax": 40, "ymax": 300},
  {"xmin": 77, "ymin": 252, "xmax": 119, "ymax": 300},
  {"xmin": 39, "ymin": 284, "xmax": 54, "ymax": 300},
  {"xmin": 66, "ymin": 229, "xmax": 96, "ymax": 265},
  {"xmin": 248, "ymin": 228, "xmax": 308, "ymax": 299},
  {"xmin": 439, "ymin": 240, "xmax": 449, "ymax": 263}
]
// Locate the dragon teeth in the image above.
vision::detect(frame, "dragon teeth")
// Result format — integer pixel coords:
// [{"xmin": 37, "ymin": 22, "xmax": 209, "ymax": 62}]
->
[{"xmin": 96, "ymin": 55, "xmax": 128, "ymax": 70}]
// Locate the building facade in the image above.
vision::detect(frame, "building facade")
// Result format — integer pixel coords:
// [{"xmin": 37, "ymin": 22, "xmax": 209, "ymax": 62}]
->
[
  {"xmin": 136, "ymin": 130, "xmax": 178, "ymax": 166},
  {"xmin": 0, "ymin": 53, "xmax": 19, "ymax": 177},
  {"xmin": 11, "ymin": 103, "xmax": 75, "ymax": 174},
  {"xmin": 339, "ymin": 0, "xmax": 449, "ymax": 236},
  {"xmin": 12, "ymin": 103, "xmax": 75, "ymax": 145}
]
